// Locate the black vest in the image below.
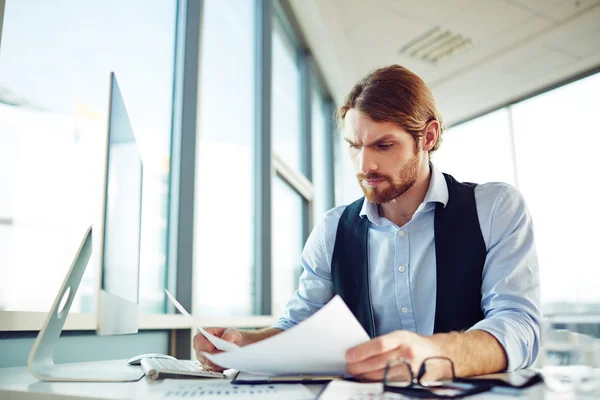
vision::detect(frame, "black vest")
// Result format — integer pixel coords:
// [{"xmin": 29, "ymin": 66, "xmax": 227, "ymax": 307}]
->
[{"xmin": 331, "ymin": 173, "xmax": 486, "ymax": 338}]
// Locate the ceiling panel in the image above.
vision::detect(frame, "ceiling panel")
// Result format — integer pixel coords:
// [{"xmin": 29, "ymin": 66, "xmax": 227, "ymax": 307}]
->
[
  {"xmin": 444, "ymin": 0, "xmax": 536, "ymax": 41},
  {"xmin": 291, "ymin": 0, "xmax": 600, "ymax": 125},
  {"xmin": 334, "ymin": 0, "xmax": 384, "ymax": 35},
  {"xmin": 543, "ymin": 0, "xmax": 600, "ymax": 21},
  {"xmin": 383, "ymin": 0, "xmax": 482, "ymax": 25},
  {"xmin": 344, "ymin": 7, "xmax": 430, "ymax": 48},
  {"xmin": 427, "ymin": 16, "xmax": 553, "ymax": 87},
  {"xmin": 504, "ymin": 47, "xmax": 578, "ymax": 80},
  {"xmin": 433, "ymin": 67, "xmax": 526, "ymax": 119},
  {"xmin": 506, "ymin": 0, "xmax": 563, "ymax": 16},
  {"xmin": 566, "ymin": 30, "xmax": 600, "ymax": 58},
  {"xmin": 544, "ymin": 4, "xmax": 600, "ymax": 51}
]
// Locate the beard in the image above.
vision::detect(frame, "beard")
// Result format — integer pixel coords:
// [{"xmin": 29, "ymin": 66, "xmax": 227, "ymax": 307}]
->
[{"xmin": 357, "ymin": 151, "xmax": 420, "ymax": 204}]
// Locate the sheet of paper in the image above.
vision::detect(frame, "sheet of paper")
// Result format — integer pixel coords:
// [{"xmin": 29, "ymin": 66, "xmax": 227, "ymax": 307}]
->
[
  {"xmin": 149, "ymin": 380, "xmax": 313, "ymax": 399},
  {"xmin": 318, "ymin": 381, "xmax": 514, "ymax": 400},
  {"xmin": 164, "ymin": 289, "xmax": 239, "ymax": 352},
  {"xmin": 318, "ymin": 381, "xmax": 389, "ymax": 400},
  {"xmin": 203, "ymin": 295, "xmax": 370, "ymax": 375}
]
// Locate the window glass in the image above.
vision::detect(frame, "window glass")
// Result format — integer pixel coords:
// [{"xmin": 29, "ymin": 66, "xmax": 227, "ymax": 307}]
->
[
  {"xmin": 194, "ymin": 0, "xmax": 255, "ymax": 316},
  {"xmin": 0, "ymin": 0, "xmax": 176, "ymax": 313},
  {"xmin": 271, "ymin": 18, "xmax": 302, "ymax": 172},
  {"xmin": 335, "ymin": 131, "xmax": 363, "ymax": 206},
  {"xmin": 511, "ymin": 72, "xmax": 600, "ymax": 314},
  {"xmin": 311, "ymin": 84, "xmax": 328, "ymax": 222},
  {"xmin": 272, "ymin": 177, "xmax": 303, "ymax": 315},
  {"xmin": 434, "ymin": 109, "xmax": 516, "ymax": 185}
]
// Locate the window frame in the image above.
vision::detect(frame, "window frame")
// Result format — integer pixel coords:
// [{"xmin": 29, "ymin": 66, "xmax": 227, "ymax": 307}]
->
[
  {"xmin": 0, "ymin": 0, "xmax": 337, "ymax": 341},
  {"xmin": 441, "ymin": 67, "xmax": 600, "ymax": 324}
]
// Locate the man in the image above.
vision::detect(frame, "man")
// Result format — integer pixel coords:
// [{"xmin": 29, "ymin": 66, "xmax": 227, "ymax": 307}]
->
[{"xmin": 194, "ymin": 65, "xmax": 541, "ymax": 380}]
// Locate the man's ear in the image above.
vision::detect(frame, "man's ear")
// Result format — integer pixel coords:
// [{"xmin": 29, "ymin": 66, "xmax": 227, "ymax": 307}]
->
[{"xmin": 422, "ymin": 120, "xmax": 440, "ymax": 152}]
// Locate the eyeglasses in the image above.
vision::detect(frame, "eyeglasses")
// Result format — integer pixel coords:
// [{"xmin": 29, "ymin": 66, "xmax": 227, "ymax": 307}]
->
[{"xmin": 383, "ymin": 357, "xmax": 493, "ymax": 399}]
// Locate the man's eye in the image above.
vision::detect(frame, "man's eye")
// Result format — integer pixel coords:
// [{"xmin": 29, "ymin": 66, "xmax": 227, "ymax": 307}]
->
[
  {"xmin": 348, "ymin": 144, "xmax": 361, "ymax": 150},
  {"xmin": 377, "ymin": 143, "xmax": 393, "ymax": 150}
]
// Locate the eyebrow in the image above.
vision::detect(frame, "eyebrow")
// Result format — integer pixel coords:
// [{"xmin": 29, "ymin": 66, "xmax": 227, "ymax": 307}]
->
[{"xmin": 343, "ymin": 134, "xmax": 397, "ymax": 147}]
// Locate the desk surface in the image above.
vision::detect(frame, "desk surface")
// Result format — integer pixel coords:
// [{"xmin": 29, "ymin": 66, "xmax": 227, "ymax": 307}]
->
[
  {"xmin": 0, "ymin": 360, "xmax": 324, "ymax": 399},
  {"xmin": 0, "ymin": 361, "xmax": 597, "ymax": 400}
]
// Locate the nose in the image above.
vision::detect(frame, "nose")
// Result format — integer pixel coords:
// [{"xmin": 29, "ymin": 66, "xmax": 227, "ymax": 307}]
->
[{"xmin": 358, "ymin": 147, "xmax": 377, "ymax": 174}]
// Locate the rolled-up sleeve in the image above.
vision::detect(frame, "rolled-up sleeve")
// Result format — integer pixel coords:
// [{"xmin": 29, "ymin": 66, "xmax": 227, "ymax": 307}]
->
[
  {"xmin": 469, "ymin": 184, "xmax": 542, "ymax": 371},
  {"xmin": 272, "ymin": 208, "xmax": 343, "ymax": 331}
]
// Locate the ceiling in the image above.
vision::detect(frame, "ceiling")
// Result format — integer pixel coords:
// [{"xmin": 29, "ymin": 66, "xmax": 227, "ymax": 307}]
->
[{"xmin": 288, "ymin": 0, "xmax": 600, "ymax": 126}]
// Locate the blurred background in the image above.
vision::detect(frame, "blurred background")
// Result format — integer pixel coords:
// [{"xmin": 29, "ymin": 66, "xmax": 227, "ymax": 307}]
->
[{"xmin": 1, "ymin": 0, "xmax": 599, "ymax": 366}]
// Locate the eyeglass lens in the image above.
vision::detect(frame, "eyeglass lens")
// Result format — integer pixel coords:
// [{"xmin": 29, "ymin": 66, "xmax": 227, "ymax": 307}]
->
[
  {"xmin": 385, "ymin": 358, "xmax": 454, "ymax": 387},
  {"xmin": 419, "ymin": 358, "xmax": 454, "ymax": 386}
]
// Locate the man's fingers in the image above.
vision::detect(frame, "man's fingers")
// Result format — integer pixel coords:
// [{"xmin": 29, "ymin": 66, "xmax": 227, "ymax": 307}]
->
[
  {"xmin": 193, "ymin": 333, "xmax": 216, "ymax": 353},
  {"xmin": 355, "ymin": 368, "xmax": 386, "ymax": 382},
  {"xmin": 221, "ymin": 329, "xmax": 244, "ymax": 346},
  {"xmin": 196, "ymin": 353, "xmax": 226, "ymax": 372},
  {"xmin": 346, "ymin": 346, "xmax": 410, "ymax": 377},
  {"xmin": 347, "ymin": 333, "xmax": 407, "ymax": 363},
  {"xmin": 205, "ymin": 327, "xmax": 228, "ymax": 337},
  {"xmin": 193, "ymin": 327, "xmax": 232, "ymax": 353}
]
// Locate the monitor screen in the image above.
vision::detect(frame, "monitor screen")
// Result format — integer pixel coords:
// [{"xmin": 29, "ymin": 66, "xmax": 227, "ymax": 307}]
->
[{"xmin": 97, "ymin": 72, "xmax": 142, "ymax": 335}]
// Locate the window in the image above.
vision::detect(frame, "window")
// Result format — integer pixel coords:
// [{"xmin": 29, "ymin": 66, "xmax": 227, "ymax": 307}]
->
[
  {"xmin": 511, "ymin": 72, "xmax": 600, "ymax": 314},
  {"xmin": 311, "ymin": 84, "xmax": 331, "ymax": 222},
  {"xmin": 434, "ymin": 71, "xmax": 600, "ymax": 318},
  {"xmin": 434, "ymin": 109, "xmax": 517, "ymax": 186},
  {"xmin": 0, "ymin": 0, "xmax": 176, "ymax": 314},
  {"xmin": 271, "ymin": 18, "xmax": 302, "ymax": 173},
  {"xmin": 194, "ymin": 0, "xmax": 255, "ymax": 316},
  {"xmin": 335, "ymin": 131, "xmax": 364, "ymax": 206},
  {"xmin": 269, "ymin": 7, "xmax": 314, "ymax": 315},
  {"xmin": 271, "ymin": 177, "xmax": 304, "ymax": 315}
]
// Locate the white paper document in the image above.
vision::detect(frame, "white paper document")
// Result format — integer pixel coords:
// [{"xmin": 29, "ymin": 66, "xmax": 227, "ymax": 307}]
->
[
  {"xmin": 149, "ymin": 380, "xmax": 313, "ymax": 399},
  {"xmin": 318, "ymin": 381, "xmax": 390, "ymax": 400},
  {"xmin": 165, "ymin": 289, "xmax": 239, "ymax": 352},
  {"xmin": 202, "ymin": 295, "xmax": 370, "ymax": 375}
]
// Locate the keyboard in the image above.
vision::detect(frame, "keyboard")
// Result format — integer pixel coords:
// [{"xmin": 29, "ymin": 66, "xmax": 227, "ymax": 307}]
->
[{"xmin": 140, "ymin": 357, "xmax": 226, "ymax": 380}]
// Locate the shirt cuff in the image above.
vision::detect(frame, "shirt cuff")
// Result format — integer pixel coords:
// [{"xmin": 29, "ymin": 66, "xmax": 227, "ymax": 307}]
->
[
  {"xmin": 468, "ymin": 318, "xmax": 526, "ymax": 371},
  {"xmin": 272, "ymin": 318, "xmax": 296, "ymax": 331}
]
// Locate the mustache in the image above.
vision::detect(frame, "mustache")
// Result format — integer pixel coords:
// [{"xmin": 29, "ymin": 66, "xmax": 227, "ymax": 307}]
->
[{"xmin": 357, "ymin": 173, "xmax": 390, "ymax": 181}]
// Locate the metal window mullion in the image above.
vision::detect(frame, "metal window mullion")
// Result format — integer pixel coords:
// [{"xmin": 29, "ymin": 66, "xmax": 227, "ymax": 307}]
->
[
  {"xmin": 254, "ymin": 0, "xmax": 272, "ymax": 316},
  {"xmin": 299, "ymin": 52, "xmax": 312, "ymax": 265},
  {"xmin": 272, "ymin": 153, "xmax": 313, "ymax": 201},
  {"xmin": 0, "ymin": 0, "xmax": 5, "ymax": 45},
  {"xmin": 166, "ymin": 0, "xmax": 201, "ymax": 358},
  {"xmin": 322, "ymin": 99, "xmax": 336, "ymax": 211},
  {"xmin": 506, "ymin": 106, "xmax": 520, "ymax": 189},
  {"xmin": 299, "ymin": 53, "xmax": 312, "ymax": 181}
]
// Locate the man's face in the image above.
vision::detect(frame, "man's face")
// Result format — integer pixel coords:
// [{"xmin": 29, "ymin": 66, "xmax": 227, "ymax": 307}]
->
[{"xmin": 343, "ymin": 109, "xmax": 423, "ymax": 204}]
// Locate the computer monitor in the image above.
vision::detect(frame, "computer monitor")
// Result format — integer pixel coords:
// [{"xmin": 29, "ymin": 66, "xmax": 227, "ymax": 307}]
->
[
  {"xmin": 0, "ymin": 0, "xmax": 5, "ymax": 46},
  {"xmin": 97, "ymin": 72, "xmax": 143, "ymax": 335},
  {"xmin": 28, "ymin": 72, "xmax": 145, "ymax": 381},
  {"xmin": 0, "ymin": 0, "xmax": 5, "ymax": 47}
]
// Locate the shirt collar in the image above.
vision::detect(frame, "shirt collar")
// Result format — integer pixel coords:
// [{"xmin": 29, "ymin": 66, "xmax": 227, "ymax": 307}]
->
[{"xmin": 358, "ymin": 163, "xmax": 449, "ymax": 225}]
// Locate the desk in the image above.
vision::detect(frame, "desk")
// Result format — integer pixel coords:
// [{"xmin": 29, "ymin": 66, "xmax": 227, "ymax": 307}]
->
[
  {"xmin": 0, "ymin": 361, "xmax": 324, "ymax": 399},
  {"xmin": 0, "ymin": 362, "xmax": 597, "ymax": 400}
]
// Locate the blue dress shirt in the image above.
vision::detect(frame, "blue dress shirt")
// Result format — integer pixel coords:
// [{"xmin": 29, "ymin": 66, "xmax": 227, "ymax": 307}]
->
[{"xmin": 273, "ymin": 164, "xmax": 542, "ymax": 371}]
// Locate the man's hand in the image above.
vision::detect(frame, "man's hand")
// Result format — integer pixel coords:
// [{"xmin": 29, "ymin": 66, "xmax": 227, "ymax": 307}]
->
[
  {"xmin": 193, "ymin": 327, "xmax": 283, "ymax": 372},
  {"xmin": 193, "ymin": 328, "xmax": 244, "ymax": 372},
  {"xmin": 346, "ymin": 330, "xmax": 440, "ymax": 381},
  {"xmin": 346, "ymin": 329, "xmax": 508, "ymax": 381}
]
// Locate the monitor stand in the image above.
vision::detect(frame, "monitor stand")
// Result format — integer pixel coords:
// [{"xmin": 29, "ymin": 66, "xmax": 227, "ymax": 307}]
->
[{"xmin": 27, "ymin": 226, "xmax": 144, "ymax": 382}]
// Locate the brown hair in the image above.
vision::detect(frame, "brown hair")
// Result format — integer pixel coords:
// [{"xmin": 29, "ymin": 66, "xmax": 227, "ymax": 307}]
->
[{"xmin": 337, "ymin": 65, "xmax": 443, "ymax": 154}]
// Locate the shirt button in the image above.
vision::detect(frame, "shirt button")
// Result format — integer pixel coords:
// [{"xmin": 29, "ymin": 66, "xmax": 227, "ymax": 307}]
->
[
  {"xmin": 398, "ymin": 266, "xmax": 405, "ymax": 273},
  {"xmin": 398, "ymin": 230, "xmax": 405, "ymax": 237},
  {"xmin": 401, "ymin": 306, "xmax": 408, "ymax": 313}
]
